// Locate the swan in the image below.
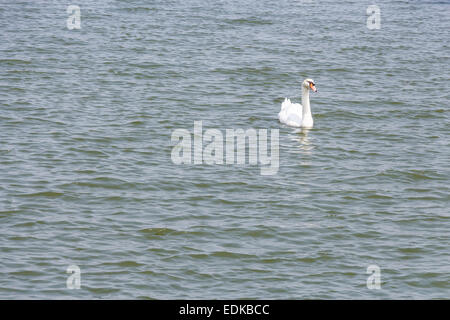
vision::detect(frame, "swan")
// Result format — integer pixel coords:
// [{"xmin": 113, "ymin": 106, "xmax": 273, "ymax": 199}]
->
[{"xmin": 278, "ymin": 78, "xmax": 317, "ymax": 128}]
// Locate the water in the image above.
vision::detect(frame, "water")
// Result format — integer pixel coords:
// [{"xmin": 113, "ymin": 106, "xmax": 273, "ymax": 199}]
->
[{"xmin": 0, "ymin": 0, "xmax": 449, "ymax": 299}]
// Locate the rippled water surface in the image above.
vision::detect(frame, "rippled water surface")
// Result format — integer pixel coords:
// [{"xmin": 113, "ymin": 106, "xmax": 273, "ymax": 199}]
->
[{"xmin": 0, "ymin": 0, "xmax": 449, "ymax": 299}]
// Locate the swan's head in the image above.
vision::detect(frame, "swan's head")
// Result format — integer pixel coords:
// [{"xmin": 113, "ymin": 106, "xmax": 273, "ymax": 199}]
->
[{"xmin": 302, "ymin": 79, "xmax": 317, "ymax": 92}]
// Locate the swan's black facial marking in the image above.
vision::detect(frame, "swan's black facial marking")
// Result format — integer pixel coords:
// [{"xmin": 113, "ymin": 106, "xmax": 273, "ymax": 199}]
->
[{"xmin": 307, "ymin": 80, "xmax": 317, "ymax": 92}]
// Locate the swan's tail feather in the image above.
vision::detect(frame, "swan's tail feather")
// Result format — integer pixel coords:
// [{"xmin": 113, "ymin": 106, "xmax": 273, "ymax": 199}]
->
[{"xmin": 281, "ymin": 98, "xmax": 291, "ymax": 111}]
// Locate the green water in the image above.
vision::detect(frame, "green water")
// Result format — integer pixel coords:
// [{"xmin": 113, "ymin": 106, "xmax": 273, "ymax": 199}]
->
[{"xmin": 0, "ymin": 0, "xmax": 449, "ymax": 299}]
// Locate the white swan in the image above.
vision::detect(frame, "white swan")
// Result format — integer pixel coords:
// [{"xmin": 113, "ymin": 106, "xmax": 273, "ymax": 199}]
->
[{"xmin": 278, "ymin": 78, "xmax": 317, "ymax": 128}]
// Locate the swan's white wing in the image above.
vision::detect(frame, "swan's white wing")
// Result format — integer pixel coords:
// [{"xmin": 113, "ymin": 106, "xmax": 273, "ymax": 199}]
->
[{"xmin": 278, "ymin": 98, "xmax": 303, "ymax": 127}]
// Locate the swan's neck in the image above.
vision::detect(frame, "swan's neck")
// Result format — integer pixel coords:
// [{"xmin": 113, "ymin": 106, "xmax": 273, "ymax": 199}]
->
[{"xmin": 301, "ymin": 87, "xmax": 313, "ymax": 127}]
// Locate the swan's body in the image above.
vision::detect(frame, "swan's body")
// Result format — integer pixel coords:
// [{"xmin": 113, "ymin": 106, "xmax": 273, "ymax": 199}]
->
[{"xmin": 278, "ymin": 78, "xmax": 317, "ymax": 128}]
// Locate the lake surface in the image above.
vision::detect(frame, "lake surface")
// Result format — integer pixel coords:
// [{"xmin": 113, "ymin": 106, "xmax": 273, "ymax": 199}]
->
[{"xmin": 0, "ymin": 0, "xmax": 449, "ymax": 299}]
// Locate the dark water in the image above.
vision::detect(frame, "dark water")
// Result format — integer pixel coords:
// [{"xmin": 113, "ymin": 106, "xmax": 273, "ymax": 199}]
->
[{"xmin": 0, "ymin": 0, "xmax": 449, "ymax": 299}]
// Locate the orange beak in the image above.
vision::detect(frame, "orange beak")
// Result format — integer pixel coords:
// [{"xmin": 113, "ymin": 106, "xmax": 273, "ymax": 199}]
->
[{"xmin": 310, "ymin": 82, "xmax": 317, "ymax": 92}]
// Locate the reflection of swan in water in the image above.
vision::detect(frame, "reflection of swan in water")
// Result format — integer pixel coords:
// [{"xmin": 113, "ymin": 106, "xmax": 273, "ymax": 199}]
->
[
  {"xmin": 297, "ymin": 128, "xmax": 314, "ymax": 155},
  {"xmin": 287, "ymin": 128, "xmax": 314, "ymax": 158},
  {"xmin": 278, "ymin": 79, "xmax": 317, "ymax": 128}
]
